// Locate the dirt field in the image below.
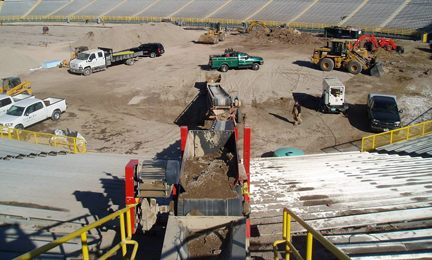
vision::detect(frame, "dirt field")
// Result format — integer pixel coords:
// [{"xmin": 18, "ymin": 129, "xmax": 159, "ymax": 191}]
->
[{"xmin": 1, "ymin": 22, "xmax": 431, "ymax": 159}]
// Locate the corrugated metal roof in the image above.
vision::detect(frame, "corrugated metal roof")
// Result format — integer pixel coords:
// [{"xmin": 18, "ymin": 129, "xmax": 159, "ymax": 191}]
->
[
  {"xmin": 249, "ymin": 152, "xmax": 432, "ymax": 259},
  {"xmin": 0, "ymin": 138, "xmax": 69, "ymax": 160}
]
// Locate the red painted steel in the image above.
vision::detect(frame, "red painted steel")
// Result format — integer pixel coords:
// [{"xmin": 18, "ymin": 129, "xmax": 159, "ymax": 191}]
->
[
  {"xmin": 181, "ymin": 126, "xmax": 188, "ymax": 154},
  {"xmin": 125, "ymin": 159, "xmax": 139, "ymax": 234},
  {"xmin": 243, "ymin": 127, "xmax": 251, "ymax": 238}
]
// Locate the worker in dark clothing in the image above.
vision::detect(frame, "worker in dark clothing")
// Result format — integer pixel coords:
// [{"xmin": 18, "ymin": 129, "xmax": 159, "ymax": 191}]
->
[{"xmin": 292, "ymin": 101, "xmax": 302, "ymax": 126}]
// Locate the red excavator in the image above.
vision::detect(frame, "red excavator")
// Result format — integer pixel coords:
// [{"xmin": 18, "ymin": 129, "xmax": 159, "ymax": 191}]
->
[{"xmin": 353, "ymin": 34, "xmax": 404, "ymax": 53}]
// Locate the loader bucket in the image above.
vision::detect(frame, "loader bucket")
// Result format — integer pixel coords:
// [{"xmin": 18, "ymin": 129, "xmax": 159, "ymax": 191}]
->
[
  {"xmin": 197, "ymin": 34, "xmax": 219, "ymax": 44},
  {"xmin": 370, "ymin": 62, "xmax": 384, "ymax": 77}
]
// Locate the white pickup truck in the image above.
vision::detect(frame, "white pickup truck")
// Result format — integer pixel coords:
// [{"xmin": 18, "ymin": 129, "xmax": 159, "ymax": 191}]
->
[
  {"xmin": 0, "ymin": 97, "xmax": 67, "ymax": 131},
  {"xmin": 0, "ymin": 94, "xmax": 34, "ymax": 116}
]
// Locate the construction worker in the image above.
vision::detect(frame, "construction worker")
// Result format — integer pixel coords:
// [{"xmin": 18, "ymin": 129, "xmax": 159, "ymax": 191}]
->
[{"xmin": 292, "ymin": 101, "xmax": 302, "ymax": 126}]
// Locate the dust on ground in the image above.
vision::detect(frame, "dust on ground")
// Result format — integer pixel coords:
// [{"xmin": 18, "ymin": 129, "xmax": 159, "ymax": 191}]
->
[{"xmin": 181, "ymin": 147, "xmax": 238, "ymax": 199}]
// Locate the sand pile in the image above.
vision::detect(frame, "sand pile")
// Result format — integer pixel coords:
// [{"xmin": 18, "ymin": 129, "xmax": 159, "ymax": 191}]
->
[
  {"xmin": 245, "ymin": 28, "xmax": 322, "ymax": 45},
  {"xmin": 73, "ymin": 23, "xmax": 196, "ymax": 51},
  {"xmin": 0, "ymin": 47, "xmax": 41, "ymax": 78}
]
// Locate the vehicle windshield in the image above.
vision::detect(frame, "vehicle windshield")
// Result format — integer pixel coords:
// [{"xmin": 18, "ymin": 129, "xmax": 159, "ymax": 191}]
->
[
  {"xmin": 6, "ymin": 105, "xmax": 24, "ymax": 116},
  {"xmin": 372, "ymin": 100, "xmax": 398, "ymax": 114},
  {"xmin": 76, "ymin": 53, "xmax": 90, "ymax": 60}
]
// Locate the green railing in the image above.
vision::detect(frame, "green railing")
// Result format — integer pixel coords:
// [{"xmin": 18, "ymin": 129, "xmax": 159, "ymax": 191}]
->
[
  {"xmin": 14, "ymin": 201, "xmax": 139, "ymax": 260},
  {"xmin": 0, "ymin": 15, "xmax": 423, "ymax": 38},
  {"xmin": 361, "ymin": 120, "xmax": 432, "ymax": 152},
  {"xmin": 273, "ymin": 208, "xmax": 351, "ymax": 260},
  {"xmin": 0, "ymin": 126, "xmax": 86, "ymax": 153}
]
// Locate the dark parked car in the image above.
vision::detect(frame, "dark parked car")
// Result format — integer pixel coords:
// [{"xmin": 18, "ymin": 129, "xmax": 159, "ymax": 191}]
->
[
  {"xmin": 367, "ymin": 93, "xmax": 403, "ymax": 132},
  {"xmin": 130, "ymin": 43, "xmax": 164, "ymax": 58}
]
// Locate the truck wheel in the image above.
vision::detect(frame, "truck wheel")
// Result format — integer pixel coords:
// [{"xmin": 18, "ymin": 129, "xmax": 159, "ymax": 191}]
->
[
  {"xmin": 83, "ymin": 68, "xmax": 92, "ymax": 76},
  {"xmin": 126, "ymin": 58, "xmax": 135, "ymax": 66},
  {"xmin": 396, "ymin": 46, "xmax": 404, "ymax": 53},
  {"xmin": 347, "ymin": 60, "xmax": 362, "ymax": 75},
  {"xmin": 220, "ymin": 64, "xmax": 229, "ymax": 72},
  {"xmin": 15, "ymin": 124, "xmax": 24, "ymax": 130},
  {"xmin": 52, "ymin": 110, "xmax": 61, "ymax": 121},
  {"xmin": 150, "ymin": 52, "xmax": 156, "ymax": 58},
  {"xmin": 319, "ymin": 58, "xmax": 334, "ymax": 72},
  {"xmin": 252, "ymin": 63, "xmax": 260, "ymax": 70}
]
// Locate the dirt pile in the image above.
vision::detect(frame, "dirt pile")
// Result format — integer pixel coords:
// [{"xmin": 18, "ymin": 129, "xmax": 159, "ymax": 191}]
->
[
  {"xmin": 181, "ymin": 147, "xmax": 238, "ymax": 199},
  {"xmin": 244, "ymin": 28, "xmax": 323, "ymax": 45},
  {"xmin": 187, "ymin": 227, "xmax": 229, "ymax": 259},
  {"xmin": 73, "ymin": 23, "xmax": 196, "ymax": 50},
  {"xmin": 0, "ymin": 47, "xmax": 41, "ymax": 78}
]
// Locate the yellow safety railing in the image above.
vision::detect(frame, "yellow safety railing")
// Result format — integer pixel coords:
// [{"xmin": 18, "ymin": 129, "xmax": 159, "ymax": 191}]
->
[
  {"xmin": 0, "ymin": 15, "xmax": 423, "ymax": 38},
  {"xmin": 361, "ymin": 120, "xmax": 432, "ymax": 152},
  {"xmin": 273, "ymin": 208, "xmax": 351, "ymax": 260},
  {"xmin": 0, "ymin": 126, "xmax": 86, "ymax": 153},
  {"xmin": 14, "ymin": 201, "xmax": 139, "ymax": 260}
]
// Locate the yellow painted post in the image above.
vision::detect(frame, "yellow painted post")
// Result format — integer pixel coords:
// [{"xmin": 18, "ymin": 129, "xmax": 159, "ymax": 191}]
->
[
  {"xmin": 422, "ymin": 33, "xmax": 428, "ymax": 43},
  {"xmin": 120, "ymin": 213, "xmax": 127, "ymax": 258},
  {"xmin": 286, "ymin": 213, "xmax": 291, "ymax": 260},
  {"xmin": 81, "ymin": 232, "xmax": 90, "ymax": 260},
  {"xmin": 16, "ymin": 129, "xmax": 20, "ymax": 141},
  {"xmin": 390, "ymin": 131, "xmax": 393, "ymax": 144},
  {"xmin": 422, "ymin": 122, "xmax": 425, "ymax": 135},
  {"xmin": 34, "ymin": 132, "xmax": 38, "ymax": 144},
  {"xmin": 372, "ymin": 135, "xmax": 376, "ymax": 149},
  {"xmin": 73, "ymin": 138, "xmax": 77, "ymax": 153},
  {"xmin": 306, "ymin": 232, "xmax": 313, "ymax": 260},
  {"xmin": 406, "ymin": 127, "xmax": 410, "ymax": 140},
  {"xmin": 126, "ymin": 208, "xmax": 132, "ymax": 238}
]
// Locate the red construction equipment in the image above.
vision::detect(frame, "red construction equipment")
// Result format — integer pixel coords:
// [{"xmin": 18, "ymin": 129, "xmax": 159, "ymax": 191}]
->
[{"xmin": 353, "ymin": 34, "xmax": 404, "ymax": 53}]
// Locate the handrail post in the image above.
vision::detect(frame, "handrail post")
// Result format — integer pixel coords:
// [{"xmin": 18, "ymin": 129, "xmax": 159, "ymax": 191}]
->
[
  {"xmin": 406, "ymin": 127, "xmax": 410, "ymax": 140},
  {"xmin": 81, "ymin": 232, "xmax": 90, "ymax": 260},
  {"xmin": 306, "ymin": 232, "xmax": 313, "ymax": 260},
  {"xmin": 372, "ymin": 135, "xmax": 375, "ymax": 149},
  {"xmin": 120, "ymin": 213, "xmax": 127, "ymax": 258},
  {"xmin": 390, "ymin": 131, "xmax": 393, "ymax": 144}
]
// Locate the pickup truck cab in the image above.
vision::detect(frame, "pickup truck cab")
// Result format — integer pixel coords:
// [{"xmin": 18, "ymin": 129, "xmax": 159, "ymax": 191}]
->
[
  {"xmin": 0, "ymin": 94, "xmax": 34, "ymax": 117},
  {"xmin": 367, "ymin": 93, "xmax": 403, "ymax": 132},
  {"xmin": 0, "ymin": 97, "xmax": 66, "ymax": 131},
  {"xmin": 209, "ymin": 49, "xmax": 264, "ymax": 72}
]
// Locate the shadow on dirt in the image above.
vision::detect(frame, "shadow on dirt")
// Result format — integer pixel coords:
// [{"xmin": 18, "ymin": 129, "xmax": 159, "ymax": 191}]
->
[
  {"xmin": 269, "ymin": 112, "xmax": 293, "ymax": 124},
  {"xmin": 174, "ymin": 81, "xmax": 207, "ymax": 129},
  {"xmin": 346, "ymin": 103, "xmax": 371, "ymax": 132},
  {"xmin": 292, "ymin": 92, "xmax": 320, "ymax": 111},
  {"xmin": 198, "ymin": 64, "xmax": 213, "ymax": 70},
  {"xmin": 155, "ymin": 139, "xmax": 182, "ymax": 159},
  {"xmin": 292, "ymin": 60, "xmax": 320, "ymax": 70},
  {"xmin": 261, "ymin": 151, "xmax": 274, "ymax": 158}
]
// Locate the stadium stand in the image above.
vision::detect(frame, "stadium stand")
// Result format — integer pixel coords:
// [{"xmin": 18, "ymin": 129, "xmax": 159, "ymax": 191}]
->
[
  {"xmin": 105, "ymin": 0, "xmax": 156, "ymax": 16},
  {"xmin": 140, "ymin": 0, "xmax": 190, "ymax": 18},
  {"xmin": 345, "ymin": 0, "xmax": 405, "ymax": 27},
  {"xmin": 376, "ymin": 134, "xmax": 432, "ymax": 157},
  {"xmin": 296, "ymin": 0, "xmax": 363, "ymax": 24},
  {"xmin": 29, "ymin": 0, "xmax": 69, "ymax": 16},
  {"xmin": 51, "ymin": 0, "xmax": 94, "ymax": 16},
  {"xmin": 172, "ymin": 0, "xmax": 227, "ymax": 19},
  {"xmin": 75, "ymin": 0, "xmax": 124, "ymax": 16},
  {"xmin": 0, "ymin": 0, "xmax": 38, "ymax": 16},
  {"xmin": 387, "ymin": 0, "xmax": 432, "ymax": 31},
  {"xmin": 209, "ymin": 0, "xmax": 268, "ymax": 20},
  {"xmin": 251, "ymin": 0, "xmax": 313, "ymax": 22}
]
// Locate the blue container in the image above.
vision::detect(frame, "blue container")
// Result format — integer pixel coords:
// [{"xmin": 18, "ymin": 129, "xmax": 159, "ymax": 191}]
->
[
  {"xmin": 42, "ymin": 60, "xmax": 62, "ymax": 69},
  {"xmin": 273, "ymin": 147, "xmax": 304, "ymax": 157}
]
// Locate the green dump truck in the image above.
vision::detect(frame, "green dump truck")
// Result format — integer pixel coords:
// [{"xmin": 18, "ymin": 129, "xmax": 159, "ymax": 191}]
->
[{"xmin": 208, "ymin": 48, "xmax": 264, "ymax": 72}]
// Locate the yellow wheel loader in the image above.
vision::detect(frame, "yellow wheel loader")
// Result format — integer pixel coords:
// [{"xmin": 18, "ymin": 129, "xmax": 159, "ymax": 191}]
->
[
  {"xmin": 60, "ymin": 46, "xmax": 89, "ymax": 68},
  {"xmin": 237, "ymin": 20, "xmax": 271, "ymax": 34},
  {"xmin": 197, "ymin": 22, "xmax": 226, "ymax": 44},
  {"xmin": 311, "ymin": 40, "xmax": 384, "ymax": 76},
  {"xmin": 1, "ymin": 77, "xmax": 32, "ymax": 96}
]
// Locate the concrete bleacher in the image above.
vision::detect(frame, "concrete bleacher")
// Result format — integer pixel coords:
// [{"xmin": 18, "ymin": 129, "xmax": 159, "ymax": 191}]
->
[
  {"xmin": 387, "ymin": 0, "xmax": 432, "ymax": 30},
  {"xmin": 28, "ymin": 0, "xmax": 69, "ymax": 16},
  {"xmin": 376, "ymin": 133, "xmax": 432, "ymax": 157},
  {"xmin": 209, "ymin": 0, "xmax": 268, "ymax": 20},
  {"xmin": 140, "ymin": 0, "xmax": 190, "ymax": 17},
  {"xmin": 0, "ymin": 0, "xmax": 38, "ymax": 16},
  {"xmin": 105, "ymin": 0, "xmax": 155, "ymax": 16},
  {"xmin": 251, "ymin": 0, "xmax": 313, "ymax": 22},
  {"xmin": 75, "ymin": 0, "xmax": 124, "ymax": 16},
  {"xmin": 172, "ymin": 0, "xmax": 227, "ymax": 19},
  {"xmin": 51, "ymin": 0, "xmax": 94, "ymax": 16},
  {"xmin": 250, "ymin": 151, "xmax": 432, "ymax": 259},
  {"xmin": 296, "ymin": 0, "xmax": 363, "ymax": 24},
  {"xmin": 346, "ymin": 0, "xmax": 405, "ymax": 27}
]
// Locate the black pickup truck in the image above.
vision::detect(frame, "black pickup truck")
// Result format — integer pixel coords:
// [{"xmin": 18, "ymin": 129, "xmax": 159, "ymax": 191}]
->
[{"xmin": 367, "ymin": 93, "xmax": 403, "ymax": 132}]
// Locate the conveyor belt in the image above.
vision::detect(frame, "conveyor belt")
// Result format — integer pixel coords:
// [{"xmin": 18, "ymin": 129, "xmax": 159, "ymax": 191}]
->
[{"xmin": 208, "ymin": 84, "xmax": 231, "ymax": 106}]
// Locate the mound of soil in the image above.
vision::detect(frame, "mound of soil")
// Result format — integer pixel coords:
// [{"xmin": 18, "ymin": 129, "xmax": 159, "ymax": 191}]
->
[
  {"xmin": 187, "ymin": 226, "xmax": 229, "ymax": 259},
  {"xmin": 0, "ymin": 47, "xmax": 41, "ymax": 78},
  {"xmin": 73, "ymin": 22, "xmax": 196, "ymax": 50},
  {"xmin": 244, "ymin": 27, "xmax": 323, "ymax": 45},
  {"xmin": 181, "ymin": 147, "xmax": 238, "ymax": 199}
]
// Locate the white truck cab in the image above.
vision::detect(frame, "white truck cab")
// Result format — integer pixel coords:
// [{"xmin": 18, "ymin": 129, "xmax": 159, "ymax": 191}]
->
[
  {"xmin": 0, "ymin": 94, "xmax": 34, "ymax": 116},
  {"xmin": 70, "ymin": 49, "xmax": 106, "ymax": 76}
]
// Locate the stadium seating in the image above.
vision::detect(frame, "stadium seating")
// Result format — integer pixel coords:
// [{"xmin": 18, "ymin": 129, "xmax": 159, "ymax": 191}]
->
[
  {"xmin": 209, "ymin": 0, "xmax": 268, "ymax": 20},
  {"xmin": 172, "ymin": 0, "xmax": 227, "ymax": 19},
  {"xmin": 75, "ymin": 0, "xmax": 124, "ymax": 16},
  {"xmin": 105, "ymin": 0, "xmax": 155, "ymax": 16},
  {"xmin": 296, "ymin": 0, "xmax": 363, "ymax": 24},
  {"xmin": 346, "ymin": 0, "xmax": 405, "ymax": 27},
  {"xmin": 140, "ymin": 0, "xmax": 190, "ymax": 17},
  {"xmin": 387, "ymin": 0, "xmax": 432, "ymax": 30},
  {"xmin": 51, "ymin": 0, "xmax": 94, "ymax": 16},
  {"xmin": 29, "ymin": 0, "xmax": 69, "ymax": 16},
  {"xmin": 251, "ymin": 0, "xmax": 313, "ymax": 22},
  {"xmin": 0, "ymin": 0, "xmax": 38, "ymax": 16}
]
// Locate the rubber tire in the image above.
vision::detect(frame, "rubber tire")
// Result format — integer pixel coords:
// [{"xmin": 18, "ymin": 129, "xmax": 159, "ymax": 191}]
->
[
  {"xmin": 15, "ymin": 124, "xmax": 24, "ymax": 130},
  {"xmin": 83, "ymin": 68, "xmax": 91, "ymax": 76},
  {"xmin": 386, "ymin": 45, "xmax": 392, "ymax": 51},
  {"xmin": 220, "ymin": 64, "xmax": 229, "ymax": 72},
  {"xmin": 150, "ymin": 52, "xmax": 156, "ymax": 58},
  {"xmin": 347, "ymin": 60, "xmax": 362, "ymax": 75},
  {"xmin": 252, "ymin": 63, "xmax": 259, "ymax": 71},
  {"xmin": 52, "ymin": 110, "xmax": 61, "ymax": 121},
  {"xmin": 319, "ymin": 58, "xmax": 334, "ymax": 72},
  {"xmin": 236, "ymin": 108, "xmax": 242, "ymax": 123},
  {"xmin": 126, "ymin": 58, "xmax": 135, "ymax": 66}
]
